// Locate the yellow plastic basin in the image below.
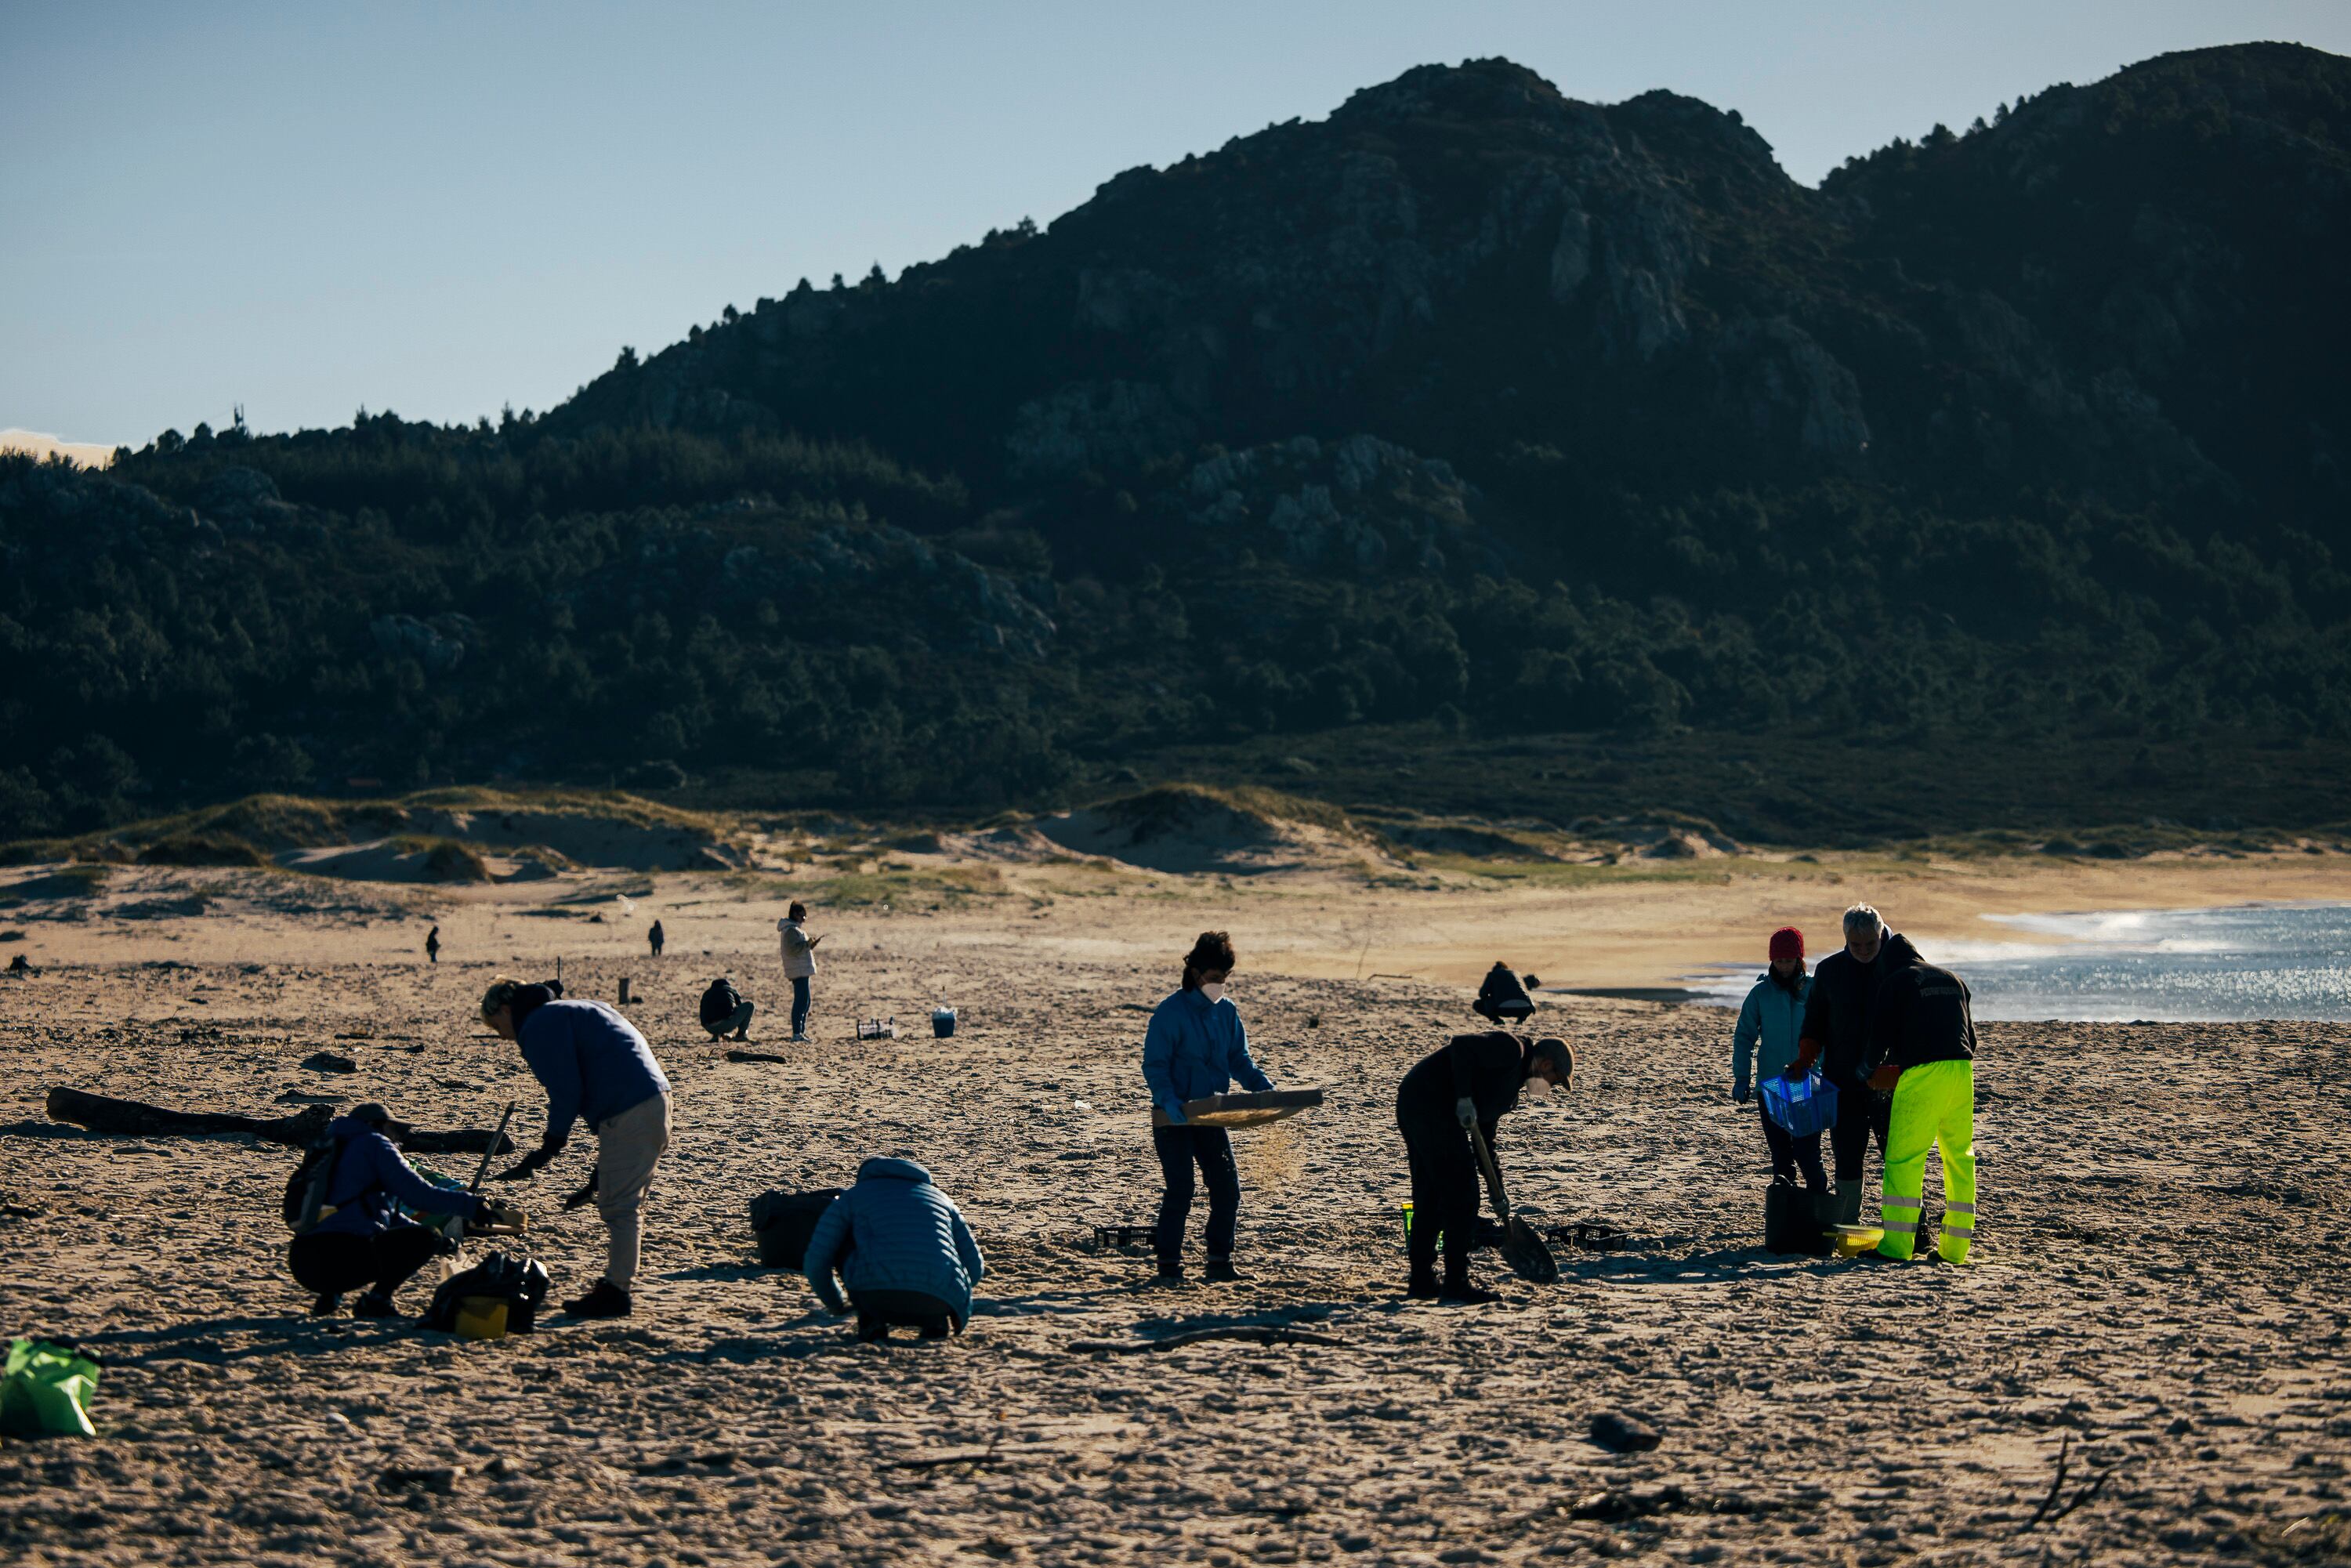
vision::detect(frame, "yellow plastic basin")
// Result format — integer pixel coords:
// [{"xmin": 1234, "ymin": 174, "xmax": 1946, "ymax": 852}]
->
[
  {"xmin": 454, "ymin": 1297, "xmax": 509, "ymax": 1342},
  {"xmin": 1831, "ymin": 1225, "xmax": 1885, "ymax": 1258}
]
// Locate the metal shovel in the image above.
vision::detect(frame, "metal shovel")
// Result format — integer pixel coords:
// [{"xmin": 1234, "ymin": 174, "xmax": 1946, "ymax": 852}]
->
[{"xmin": 1469, "ymin": 1119, "xmax": 1559, "ymax": 1284}]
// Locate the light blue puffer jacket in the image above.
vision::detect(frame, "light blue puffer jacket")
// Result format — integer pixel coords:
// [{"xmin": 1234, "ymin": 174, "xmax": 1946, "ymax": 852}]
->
[
  {"xmin": 1732, "ymin": 969, "xmax": 1813, "ymax": 1099},
  {"xmin": 802, "ymin": 1157, "xmax": 986, "ymax": 1319}
]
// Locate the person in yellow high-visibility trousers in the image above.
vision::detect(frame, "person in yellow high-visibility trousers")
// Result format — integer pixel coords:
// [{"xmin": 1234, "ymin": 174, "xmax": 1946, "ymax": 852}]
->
[{"xmin": 1864, "ymin": 949, "xmax": 1978, "ymax": 1262}]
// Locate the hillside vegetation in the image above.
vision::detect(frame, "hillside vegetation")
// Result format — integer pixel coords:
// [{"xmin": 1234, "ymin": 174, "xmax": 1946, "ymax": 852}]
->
[{"xmin": 3, "ymin": 44, "xmax": 2346, "ymax": 842}]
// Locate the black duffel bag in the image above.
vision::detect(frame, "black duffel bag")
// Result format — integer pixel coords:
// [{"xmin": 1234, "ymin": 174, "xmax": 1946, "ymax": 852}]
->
[{"xmin": 749, "ymin": 1188, "xmax": 842, "ymax": 1269}]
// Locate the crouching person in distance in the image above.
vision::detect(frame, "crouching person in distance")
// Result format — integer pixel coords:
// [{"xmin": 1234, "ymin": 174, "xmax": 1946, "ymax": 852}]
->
[
  {"xmin": 1396, "ymin": 1033, "xmax": 1575, "ymax": 1304},
  {"xmin": 481, "ymin": 976, "xmax": 673, "ymax": 1320},
  {"xmin": 700, "ymin": 976, "xmax": 754, "ymax": 1042},
  {"xmin": 802, "ymin": 1157, "xmax": 986, "ymax": 1343},
  {"xmin": 288, "ymin": 1101, "xmax": 527, "ymax": 1319}
]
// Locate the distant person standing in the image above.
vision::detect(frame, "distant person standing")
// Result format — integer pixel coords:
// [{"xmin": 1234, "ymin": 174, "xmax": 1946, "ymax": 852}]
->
[
  {"xmin": 778, "ymin": 903, "xmax": 823, "ymax": 1042},
  {"xmin": 481, "ymin": 976, "xmax": 673, "ymax": 1320},
  {"xmin": 1733, "ymin": 927, "xmax": 1827, "ymax": 1218},
  {"xmin": 1141, "ymin": 930, "xmax": 1276, "ymax": 1285},
  {"xmin": 1792, "ymin": 904, "xmax": 1918, "ymax": 1226},
  {"xmin": 1867, "ymin": 949, "xmax": 1980, "ymax": 1262},
  {"xmin": 425, "ymin": 925, "xmax": 441, "ymax": 965},
  {"xmin": 647, "ymin": 919, "xmax": 665, "ymax": 958}
]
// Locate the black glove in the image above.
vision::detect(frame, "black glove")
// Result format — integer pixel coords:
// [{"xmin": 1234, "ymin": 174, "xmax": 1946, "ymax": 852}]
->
[{"xmin": 491, "ymin": 1139, "xmax": 563, "ymax": 1182}]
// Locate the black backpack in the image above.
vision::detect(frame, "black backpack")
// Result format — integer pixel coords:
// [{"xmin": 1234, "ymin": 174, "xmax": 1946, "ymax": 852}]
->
[
  {"xmin": 424, "ymin": 1251, "xmax": 551, "ymax": 1334},
  {"xmin": 1764, "ymin": 1180, "xmax": 1829, "ymax": 1255},
  {"xmin": 283, "ymin": 1132, "xmax": 342, "ymax": 1234}
]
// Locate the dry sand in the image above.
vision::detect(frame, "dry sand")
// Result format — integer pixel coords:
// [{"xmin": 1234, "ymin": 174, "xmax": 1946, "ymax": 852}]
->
[{"xmin": 2, "ymin": 853, "xmax": 2347, "ymax": 1566}]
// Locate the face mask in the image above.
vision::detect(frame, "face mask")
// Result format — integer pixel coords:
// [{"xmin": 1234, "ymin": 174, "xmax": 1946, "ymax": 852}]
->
[
  {"xmin": 1198, "ymin": 983, "xmax": 1226, "ymax": 1003},
  {"xmin": 1523, "ymin": 1076, "xmax": 1552, "ymax": 1100}
]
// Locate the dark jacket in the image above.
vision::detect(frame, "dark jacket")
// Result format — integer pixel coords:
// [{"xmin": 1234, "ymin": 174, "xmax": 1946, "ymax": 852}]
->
[
  {"xmin": 700, "ymin": 979, "xmax": 742, "ymax": 1030},
  {"xmin": 1871, "ymin": 960, "xmax": 1978, "ymax": 1072},
  {"xmin": 309, "ymin": 1116, "xmax": 484, "ymax": 1239},
  {"xmin": 802, "ymin": 1157, "xmax": 986, "ymax": 1319},
  {"xmin": 1799, "ymin": 932, "xmax": 1919, "ymax": 1085},
  {"xmin": 518, "ymin": 998, "xmax": 671, "ymax": 1149},
  {"xmin": 1398, "ymin": 1030, "xmax": 1528, "ymax": 1133}
]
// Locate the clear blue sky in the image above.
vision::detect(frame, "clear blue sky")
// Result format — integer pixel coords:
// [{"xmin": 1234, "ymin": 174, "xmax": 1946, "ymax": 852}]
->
[{"xmin": 6, "ymin": 1, "xmax": 2346, "ymax": 449}]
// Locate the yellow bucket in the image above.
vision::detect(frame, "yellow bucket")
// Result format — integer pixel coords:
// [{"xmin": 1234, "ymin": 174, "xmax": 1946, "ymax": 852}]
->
[
  {"xmin": 454, "ymin": 1296, "xmax": 509, "ymax": 1342},
  {"xmin": 1831, "ymin": 1224, "xmax": 1885, "ymax": 1258}
]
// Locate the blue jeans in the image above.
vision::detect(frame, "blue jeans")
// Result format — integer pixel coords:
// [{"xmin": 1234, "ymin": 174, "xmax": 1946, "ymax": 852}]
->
[
  {"xmin": 791, "ymin": 976, "xmax": 811, "ymax": 1034},
  {"xmin": 1151, "ymin": 1124, "xmax": 1240, "ymax": 1266}
]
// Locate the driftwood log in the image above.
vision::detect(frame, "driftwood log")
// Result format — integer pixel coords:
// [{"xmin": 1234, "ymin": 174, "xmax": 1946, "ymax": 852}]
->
[
  {"xmin": 45, "ymin": 1087, "xmax": 516, "ymax": 1155},
  {"xmin": 724, "ymin": 1049, "xmax": 792, "ymax": 1064},
  {"xmin": 1069, "ymin": 1325, "xmax": 1346, "ymax": 1356}
]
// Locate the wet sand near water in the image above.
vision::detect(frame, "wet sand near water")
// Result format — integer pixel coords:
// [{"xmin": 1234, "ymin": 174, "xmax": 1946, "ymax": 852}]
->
[{"xmin": 2, "ymin": 886, "xmax": 2347, "ymax": 1566}]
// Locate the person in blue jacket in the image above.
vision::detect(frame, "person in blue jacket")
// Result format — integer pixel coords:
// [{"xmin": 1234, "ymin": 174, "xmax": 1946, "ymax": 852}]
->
[
  {"xmin": 482, "ymin": 976, "xmax": 672, "ymax": 1320},
  {"xmin": 1142, "ymin": 929, "xmax": 1277, "ymax": 1285},
  {"xmin": 802, "ymin": 1156, "xmax": 987, "ymax": 1342},
  {"xmin": 287, "ymin": 1102, "xmax": 527, "ymax": 1319},
  {"xmin": 1733, "ymin": 926, "xmax": 1828, "ymax": 1215}
]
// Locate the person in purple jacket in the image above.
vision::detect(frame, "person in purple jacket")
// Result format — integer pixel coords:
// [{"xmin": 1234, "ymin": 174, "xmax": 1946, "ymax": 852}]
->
[
  {"xmin": 286, "ymin": 1102, "xmax": 527, "ymax": 1319},
  {"xmin": 1141, "ymin": 930, "xmax": 1277, "ymax": 1286},
  {"xmin": 481, "ymin": 976, "xmax": 673, "ymax": 1320}
]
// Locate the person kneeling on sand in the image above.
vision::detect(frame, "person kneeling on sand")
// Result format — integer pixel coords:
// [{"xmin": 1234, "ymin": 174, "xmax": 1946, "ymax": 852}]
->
[
  {"xmin": 288, "ymin": 1101, "xmax": 527, "ymax": 1319},
  {"xmin": 1396, "ymin": 1031, "xmax": 1575, "ymax": 1303},
  {"xmin": 802, "ymin": 1157, "xmax": 986, "ymax": 1342},
  {"xmin": 1865, "ymin": 947, "xmax": 1980, "ymax": 1263},
  {"xmin": 699, "ymin": 976, "xmax": 755, "ymax": 1041},
  {"xmin": 481, "ymin": 976, "xmax": 673, "ymax": 1320}
]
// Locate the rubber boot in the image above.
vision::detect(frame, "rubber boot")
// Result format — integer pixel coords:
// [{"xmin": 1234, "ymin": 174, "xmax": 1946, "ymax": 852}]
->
[
  {"xmin": 353, "ymin": 1291, "xmax": 400, "ymax": 1319},
  {"xmin": 310, "ymin": 1291, "xmax": 343, "ymax": 1318},
  {"xmin": 1835, "ymin": 1180, "xmax": 1864, "ymax": 1227},
  {"xmin": 1204, "ymin": 1256, "xmax": 1241, "ymax": 1284},
  {"xmin": 1406, "ymin": 1263, "xmax": 1440, "ymax": 1300}
]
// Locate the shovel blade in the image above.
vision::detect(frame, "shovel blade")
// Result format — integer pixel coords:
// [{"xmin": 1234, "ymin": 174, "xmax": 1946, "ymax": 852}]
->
[{"xmin": 1502, "ymin": 1218, "xmax": 1559, "ymax": 1284}]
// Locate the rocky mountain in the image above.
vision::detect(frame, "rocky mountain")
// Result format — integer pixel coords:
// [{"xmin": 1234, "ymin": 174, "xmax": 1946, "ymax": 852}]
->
[
  {"xmin": 5, "ymin": 43, "xmax": 2349, "ymax": 838},
  {"xmin": 552, "ymin": 44, "xmax": 2346, "ymax": 532}
]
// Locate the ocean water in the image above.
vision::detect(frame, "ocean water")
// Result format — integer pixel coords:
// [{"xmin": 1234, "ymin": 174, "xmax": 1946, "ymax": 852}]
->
[{"xmin": 1688, "ymin": 901, "xmax": 2351, "ymax": 1023}]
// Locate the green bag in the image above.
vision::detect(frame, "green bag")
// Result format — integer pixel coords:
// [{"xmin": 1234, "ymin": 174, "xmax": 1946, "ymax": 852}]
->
[{"xmin": 1, "ymin": 1338, "xmax": 101, "ymax": 1439}]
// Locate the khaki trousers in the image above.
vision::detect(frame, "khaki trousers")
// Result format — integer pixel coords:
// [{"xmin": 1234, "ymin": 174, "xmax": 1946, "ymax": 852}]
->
[{"xmin": 594, "ymin": 1092, "xmax": 672, "ymax": 1290}]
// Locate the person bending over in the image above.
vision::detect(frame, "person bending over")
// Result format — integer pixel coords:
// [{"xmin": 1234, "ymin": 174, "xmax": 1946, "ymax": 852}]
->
[
  {"xmin": 802, "ymin": 1157, "xmax": 986, "ymax": 1342},
  {"xmin": 288, "ymin": 1101, "xmax": 526, "ymax": 1319},
  {"xmin": 699, "ymin": 976, "xmax": 755, "ymax": 1041},
  {"xmin": 483, "ymin": 976, "xmax": 672, "ymax": 1320},
  {"xmin": 1792, "ymin": 904, "xmax": 1918, "ymax": 1225},
  {"xmin": 1396, "ymin": 1031, "xmax": 1575, "ymax": 1303},
  {"xmin": 1867, "ymin": 948, "xmax": 1980, "ymax": 1263},
  {"xmin": 1141, "ymin": 930, "xmax": 1277, "ymax": 1285}
]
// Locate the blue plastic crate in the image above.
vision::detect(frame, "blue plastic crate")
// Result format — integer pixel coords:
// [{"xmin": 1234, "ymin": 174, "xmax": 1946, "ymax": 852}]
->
[{"xmin": 1759, "ymin": 1071, "xmax": 1839, "ymax": 1137}]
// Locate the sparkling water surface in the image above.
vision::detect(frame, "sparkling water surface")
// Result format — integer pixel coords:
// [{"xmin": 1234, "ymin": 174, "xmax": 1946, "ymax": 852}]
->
[{"xmin": 1687, "ymin": 901, "xmax": 2351, "ymax": 1022}]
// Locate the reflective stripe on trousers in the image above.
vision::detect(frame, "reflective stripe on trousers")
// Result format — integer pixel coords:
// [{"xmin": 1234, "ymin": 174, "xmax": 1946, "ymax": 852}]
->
[{"xmin": 1875, "ymin": 1059, "xmax": 1976, "ymax": 1263}]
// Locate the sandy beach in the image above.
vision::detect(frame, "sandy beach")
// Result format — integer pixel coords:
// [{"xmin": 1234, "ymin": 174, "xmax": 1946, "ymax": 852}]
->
[{"xmin": 2, "ymin": 851, "xmax": 2347, "ymax": 1566}]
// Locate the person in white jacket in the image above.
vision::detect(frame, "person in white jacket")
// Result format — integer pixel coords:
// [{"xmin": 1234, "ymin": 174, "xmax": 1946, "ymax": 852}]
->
[
  {"xmin": 777, "ymin": 902, "xmax": 823, "ymax": 1042},
  {"xmin": 1733, "ymin": 925, "xmax": 1826, "ymax": 1213}
]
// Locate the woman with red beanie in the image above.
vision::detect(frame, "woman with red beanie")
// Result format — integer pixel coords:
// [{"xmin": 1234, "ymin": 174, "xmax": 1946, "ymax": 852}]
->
[{"xmin": 1733, "ymin": 927, "xmax": 1826, "ymax": 1211}]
